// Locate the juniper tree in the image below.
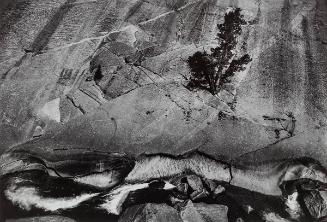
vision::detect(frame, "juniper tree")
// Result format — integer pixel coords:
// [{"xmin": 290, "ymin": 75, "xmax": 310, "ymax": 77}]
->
[{"xmin": 187, "ymin": 8, "xmax": 252, "ymax": 95}]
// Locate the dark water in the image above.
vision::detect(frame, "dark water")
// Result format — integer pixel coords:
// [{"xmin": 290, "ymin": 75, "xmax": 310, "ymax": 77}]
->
[
  {"xmin": 0, "ymin": 169, "xmax": 292, "ymax": 222},
  {"xmin": 1, "ymin": 151, "xmax": 323, "ymax": 222},
  {"xmin": 0, "ymin": 171, "xmax": 174, "ymax": 222}
]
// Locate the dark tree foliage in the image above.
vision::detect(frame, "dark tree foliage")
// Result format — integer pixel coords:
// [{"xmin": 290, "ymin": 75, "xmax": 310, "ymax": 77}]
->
[{"xmin": 187, "ymin": 8, "xmax": 252, "ymax": 95}]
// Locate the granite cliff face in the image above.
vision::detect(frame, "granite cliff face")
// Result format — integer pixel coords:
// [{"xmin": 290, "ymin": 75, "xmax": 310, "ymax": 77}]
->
[
  {"xmin": 1, "ymin": 1, "xmax": 327, "ymax": 221},
  {"xmin": 1, "ymin": 0, "xmax": 327, "ymax": 165}
]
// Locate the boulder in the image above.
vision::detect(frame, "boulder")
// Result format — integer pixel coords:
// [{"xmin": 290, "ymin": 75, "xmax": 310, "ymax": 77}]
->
[
  {"xmin": 302, "ymin": 190, "xmax": 327, "ymax": 219},
  {"xmin": 118, "ymin": 203, "xmax": 183, "ymax": 222},
  {"xmin": 180, "ymin": 200, "xmax": 228, "ymax": 222},
  {"xmin": 194, "ymin": 203, "xmax": 229, "ymax": 222}
]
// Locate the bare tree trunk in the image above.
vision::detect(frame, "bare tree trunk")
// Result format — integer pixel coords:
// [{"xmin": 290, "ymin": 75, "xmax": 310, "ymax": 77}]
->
[
  {"xmin": 214, "ymin": 68, "xmax": 223, "ymax": 94},
  {"xmin": 210, "ymin": 79, "xmax": 216, "ymax": 95},
  {"xmin": 203, "ymin": 71, "xmax": 213, "ymax": 93}
]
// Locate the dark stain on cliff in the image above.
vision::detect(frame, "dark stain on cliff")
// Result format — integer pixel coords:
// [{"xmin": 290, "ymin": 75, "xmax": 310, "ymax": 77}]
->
[
  {"xmin": 1, "ymin": 0, "xmax": 76, "ymax": 81},
  {"xmin": 229, "ymin": 0, "xmax": 239, "ymax": 8},
  {"xmin": 0, "ymin": 0, "xmax": 12, "ymax": 15},
  {"xmin": 161, "ymin": 12, "xmax": 177, "ymax": 47},
  {"xmin": 1, "ymin": 54, "xmax": 27, "ymax": 81},
  {"xmin": 250, "ymin": 0, "xmax": 261, "ymax": 26},
  {"xmin": 187, "ymin": 2, "xmax": 206, "ymax": 43},
  {"xmin": 0, "ymin": 0, "xmax": 31, "ymax": 43},
  {"xmin": 87, "ymin": 0, "xmax": 121, "ymax": 34},
  {"xmin": 124, "ymin": 0, "xmax": 144, "ymax": 22},
  {"xmin": 99, "ymin": 11, "xmax": 118, "ymax": 32},
  {"xmin": 307, "ymin": 0, "xmax": 327, "ymax": 117},
  {"xmin": 29, "ymin": 0, "xmax": 76, "ymax": 54},
  {"xmin": 302, "ymin": 16, "xmax": 319, "ymax": 118},
  {"xmin": 272, "ymin": 0, "xmax": 296, "ymax": 112}
]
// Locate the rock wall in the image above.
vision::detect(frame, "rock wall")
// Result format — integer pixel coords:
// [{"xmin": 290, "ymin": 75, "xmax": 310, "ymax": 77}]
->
[{"xmin": 0, "ymin": 0, "xmax": 326, "ymax": 166}]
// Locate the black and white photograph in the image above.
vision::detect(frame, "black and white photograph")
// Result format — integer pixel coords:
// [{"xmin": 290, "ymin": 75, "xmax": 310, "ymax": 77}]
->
[{"xmin": 0, "ymin": 0, "xmax": 326, "ymax": 221}]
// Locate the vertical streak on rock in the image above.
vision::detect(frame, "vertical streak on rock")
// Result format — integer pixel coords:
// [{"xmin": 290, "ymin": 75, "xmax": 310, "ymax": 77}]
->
[
  {"xmin": 0, "ymin": 0, "xmax": 31, "ymax": 79},
  {"xmin": 124, "ymin": 0, "xmax": 144, "ymax": 22},
  {"xmin": 304, "ymin": 0, "xmax": 327, "ymax": 120},
  {"xmin": 253, "ymin": 0, "xmax": 261, "ymax": 25},
  {"xmin": 229, "ymin": 0, "xmax": 239, "ymax": 8},
  {"xmin": 302, "ymin": 17, "xmax": 317, "ymax": 120},
  {"xmin": 161, "ymin": 13, "xmax": 177, "ymax": 47},
  {"xmin": 252, "ymin": 0, "xmax": 274, "ymax": 107},
  {"xmin": 0, "ymin": 0, "xmax": 11, "ymax": 15},
  {"xmin": 69, "ymin": 1, "xmax": 105, "ymax": 45},
  {"xmin": 272, "ymin": 0, "xmax": 293, "ymax": 113},
  {"xmin": 30, "ymin": 0, "xmax": 76, "ymax": 54},
  {"xmin": 200, "ymin": 0, "xmax": 219, "ymax": 45},
  {"xmin": 56, "ymin": 1, "xmax": 119, "ymax": 74},
  {"xmin": 318, "ymin": 0, "xmax": 327, "ymax": 115},
  {"xmin": 1, "ymin": 54, "xmax": 29, "ymax": 80},
  {"xmin": 0, "ymin": 0, "xmax": 31, "ymax": 43},
  {"xmin": 251, "ymin": 1, "xmax": 263, "ymax": 70},
  {"xmin": 1, "ymin": 0, "xmax": 76, "ymax": 81},
  {"xmin": 187, "ymin": 2, "xmax": 206, "ymax": 44},
  {"xmin": 98, "ymin": 0, "xmax": 118, "ymax": 33}
]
